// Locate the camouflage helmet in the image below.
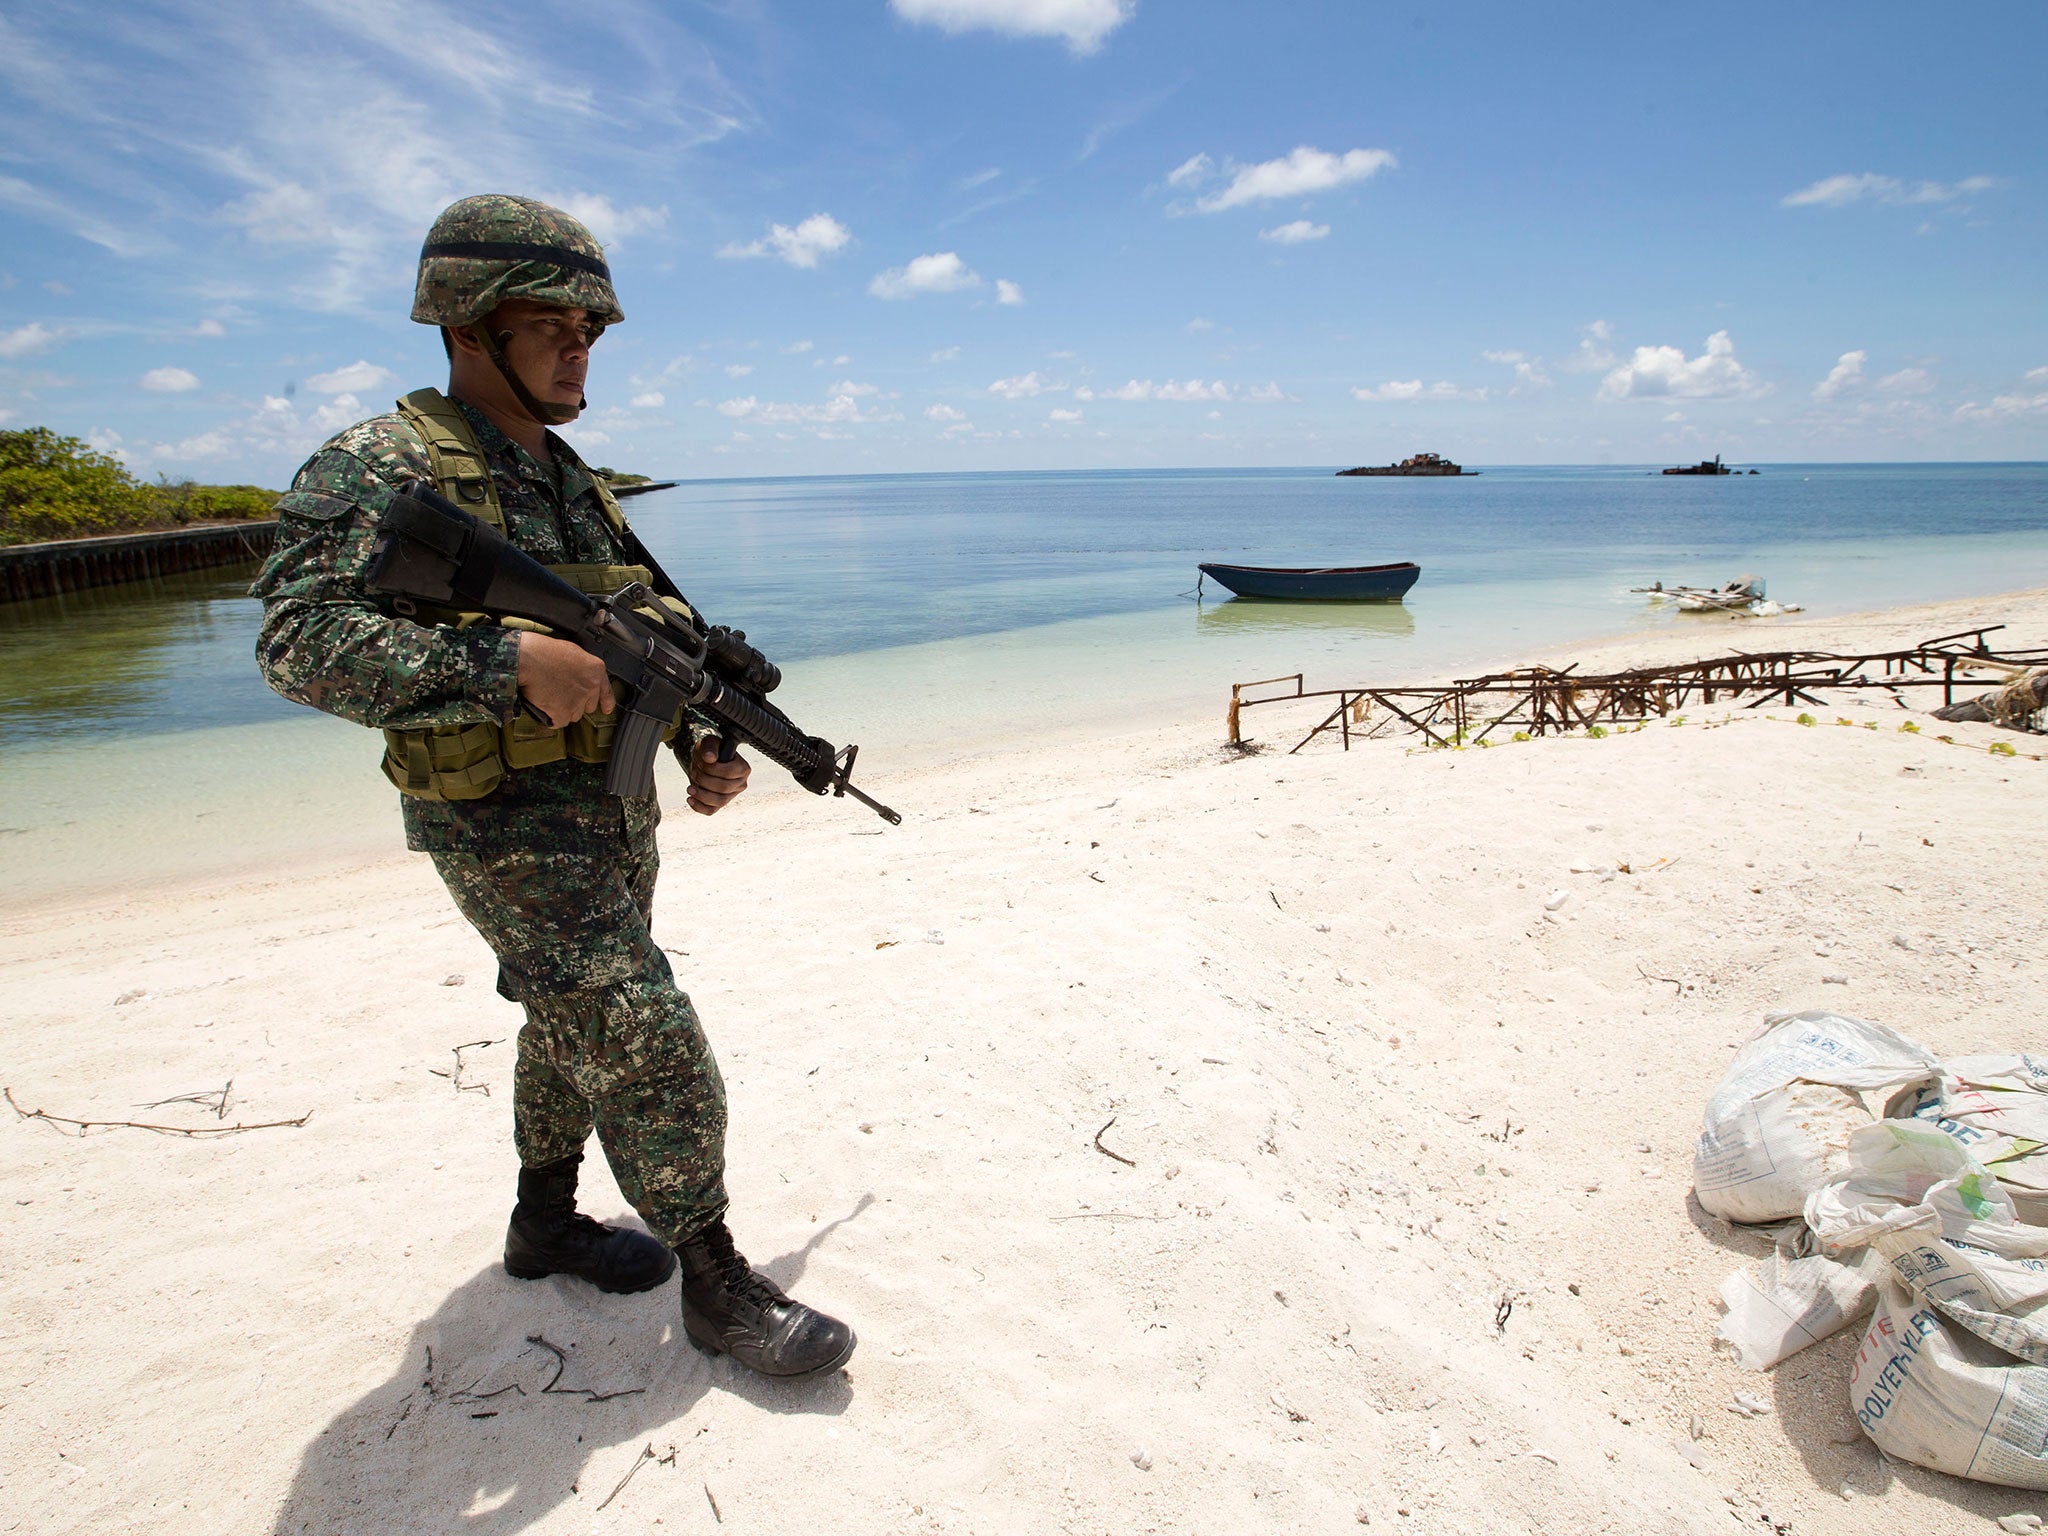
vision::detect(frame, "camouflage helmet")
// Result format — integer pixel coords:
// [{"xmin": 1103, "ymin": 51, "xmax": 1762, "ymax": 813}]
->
[{"xmin": 411, "ymin": 194, "xmax": 624, "ymax": 328}]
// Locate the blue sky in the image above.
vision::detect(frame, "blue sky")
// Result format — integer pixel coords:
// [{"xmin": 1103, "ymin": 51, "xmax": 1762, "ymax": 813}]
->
[{"xmin": 1, "ymin": 0, "xmax": 2043, "ymax": 483}]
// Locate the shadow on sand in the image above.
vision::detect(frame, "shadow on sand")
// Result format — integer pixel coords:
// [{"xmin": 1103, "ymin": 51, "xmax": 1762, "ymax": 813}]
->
[{"xmin": 271, "ymin": 1199, "xmax": 869, "ymax": 1534}]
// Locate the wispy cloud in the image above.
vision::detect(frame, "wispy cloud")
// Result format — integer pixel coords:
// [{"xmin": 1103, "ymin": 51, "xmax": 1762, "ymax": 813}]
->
[
  {"xmin": 995, "ymin": 278, "xmax": 1025, "ymax": 306},
  {"xmin": 1048, "ymin": 408, "xmax": 1083, "ymax": 422},
  {"xmin": 1351, "ymin": 380, "xmax": 1487, "ymax": 403},
  {"xmin": 869, "ymin": 251, "xmax": 981, "ymax": 299},
  {"xmin": 305, "ymin": 359, "xmax": 395, "ymax": 394},
  {"xmin": 1482, "ymin": 349, "xmax": 1552, "ymax": 390},
  {"xmin": 1598, "ymin": 330, "xmax": 1766, "ymax": 402},
  {"xmin": 1259, "ymin": 220, "xmax": 1328, "ymax": 245},
  {"xmin": 890, "ymin": 0, "xmax": 1136, "ymax": 55},
  {"xmin": 0, "ymin": 2, "xmax": 744, "ymax": 312},
  {"xmin": 1782, "ymin": 173, "xmax": 1996, "ymax": 209},
  {"xmin": 717, "ymin": 387, "xmax": 903, "ymax": 425},
  {"xmin": 0, "ymin": 321, "xmax": 68, "ymax": 359},
  {"xmin": 1183, "ymin": 146, "xmax": 1396, "ymax": 214},
  {"xmin": 1955, "ymin": 391, "xmax": 2048, "ymax": 422},
  {"xmin": 718, "ymin": 213, "xmax": 852, "ymax": 269},
  {"xmin": 1087, "ymin": 378, "xmax": 1232, "ymax": 402},
  {"xmin": 1561, "ymin": 320, "xmax": 1618, "ymax": 374}
]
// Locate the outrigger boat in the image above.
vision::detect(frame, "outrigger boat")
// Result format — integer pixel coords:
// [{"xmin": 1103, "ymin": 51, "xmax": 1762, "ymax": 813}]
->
[{"xmin": 1198, "ymin": 560, "xmax": 1421, "ymax": 602}]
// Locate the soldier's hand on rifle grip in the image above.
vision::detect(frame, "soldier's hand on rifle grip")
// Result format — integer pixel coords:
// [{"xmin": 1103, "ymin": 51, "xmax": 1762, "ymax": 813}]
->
[
  {"xmin": 686, "ymin": 736, "xmax": 751, "ymax": 816},
  {"xmin": 515, "ymin": 632, "xmax": 615, "ymax": 727}
]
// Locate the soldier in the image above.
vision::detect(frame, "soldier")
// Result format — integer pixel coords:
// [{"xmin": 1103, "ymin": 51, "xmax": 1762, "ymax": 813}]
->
[{"xmin": 251, "ymin": 194, "xmax": 855, "ymax": 1380}]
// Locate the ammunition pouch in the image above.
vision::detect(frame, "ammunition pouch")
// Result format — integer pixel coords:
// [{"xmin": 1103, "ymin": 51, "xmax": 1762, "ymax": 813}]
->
[{"xmin": 373, "ymin": 398, "xmax": 693, "ymax": 802}]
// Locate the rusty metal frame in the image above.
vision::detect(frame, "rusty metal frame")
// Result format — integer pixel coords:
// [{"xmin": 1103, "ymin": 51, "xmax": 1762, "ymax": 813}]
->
[{"xmin": 1227, "ymin": 626, "xmax": 2048, "ymax": 754}]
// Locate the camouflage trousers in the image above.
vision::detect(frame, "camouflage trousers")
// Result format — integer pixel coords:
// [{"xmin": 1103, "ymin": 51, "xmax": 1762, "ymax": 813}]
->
[{"xmin": 430, "ymin": 825, "xmax": 727, "ymax": 1247}]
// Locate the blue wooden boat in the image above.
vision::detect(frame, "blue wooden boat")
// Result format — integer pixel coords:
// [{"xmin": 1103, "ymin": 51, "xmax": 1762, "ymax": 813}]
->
[{"xmin": 1198, "ymin": 560, "xmax": 1420, "ymax": 602}]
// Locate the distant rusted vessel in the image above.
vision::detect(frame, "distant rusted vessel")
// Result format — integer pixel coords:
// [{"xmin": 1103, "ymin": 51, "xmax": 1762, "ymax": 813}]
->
[
  {"xmin": 1662, "ymin": 454, "xmax": 1733, "ymax": 476},
  {"xmin": 1336, "ymin": 451, "xmax": 1476, "ymax": 477}
]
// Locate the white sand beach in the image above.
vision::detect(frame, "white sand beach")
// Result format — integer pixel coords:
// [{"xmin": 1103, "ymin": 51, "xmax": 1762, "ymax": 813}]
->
[{"xmin": 5, "ymin": 590, "xmax": 2048, "ymax": 1535}]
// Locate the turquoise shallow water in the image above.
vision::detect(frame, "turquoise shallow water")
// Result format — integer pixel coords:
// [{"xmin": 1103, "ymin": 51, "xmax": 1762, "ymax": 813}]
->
[{"xmin": 2, "ymin": 462, "xmax": 2044, "ymax": 901}]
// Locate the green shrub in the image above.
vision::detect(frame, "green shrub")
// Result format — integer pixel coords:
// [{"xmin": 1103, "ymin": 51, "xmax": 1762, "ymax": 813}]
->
[
  {"xmin": 0, "ymin": 427, "xmax": 277, "ymax": 544},
  {"xmin": 0, "ymin": 426, "xmax": 146, "ymax": 543}
]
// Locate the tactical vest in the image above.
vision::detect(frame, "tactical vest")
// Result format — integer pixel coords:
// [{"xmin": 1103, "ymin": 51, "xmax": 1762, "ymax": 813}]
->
[{"xmin": 379, "ymin": 388, "xmax": 687, "ymax": 801}]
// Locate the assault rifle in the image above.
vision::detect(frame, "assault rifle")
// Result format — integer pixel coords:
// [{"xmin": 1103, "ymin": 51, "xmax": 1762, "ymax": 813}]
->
[{"xmin": 363, "ymin": 479, "xmax": 900, "ymax": 824}]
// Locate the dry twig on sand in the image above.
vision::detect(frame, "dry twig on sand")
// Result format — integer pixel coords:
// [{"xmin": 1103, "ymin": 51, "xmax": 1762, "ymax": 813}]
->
[
  {"xmin": 138, "ymin": 1080, "xmax": 233, "ymax": 1119},
  {"xmin": 596, "ymin": 1442, "xmax": 678, "ymax": 1511},
  {"xmin": 428, "ymin": 1038, "xmax": 502, "ymax": 1095},
  {"xmin": 1093, "ymin": 1116, "xmax": 1136, "ymax": 1167},
  {"xmin": 6, "ymin": 1086, "xmax": 310, "ymax": 1138}
]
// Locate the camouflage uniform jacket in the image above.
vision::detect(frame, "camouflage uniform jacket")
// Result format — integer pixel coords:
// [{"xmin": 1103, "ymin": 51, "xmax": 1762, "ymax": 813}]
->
[{"xmin": 251, "ymin": 397, "xmax": 658, "ymax": 857}]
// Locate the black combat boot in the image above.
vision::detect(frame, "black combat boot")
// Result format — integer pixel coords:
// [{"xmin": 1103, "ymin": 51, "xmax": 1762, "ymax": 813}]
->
[
  {"xmin": 675, "ymin": 1219, "xmax": 856, "ymax": 1379},
  {"xmin": 503, "ymin": 1153, "xmax": 677, "ymax": 1294}
]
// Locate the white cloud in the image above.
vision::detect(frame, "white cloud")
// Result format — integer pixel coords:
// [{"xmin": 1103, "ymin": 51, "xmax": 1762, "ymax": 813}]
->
[
  {"xmin": 1259, "ymin": 219, "xmax": 1328, "ymax": 245},
  {"xmin": 191, "ymin": 319, "xmax": 227, "ymax": 338},
  {"xmin": 306, "ymin": 359, "xmax": 395, "ymax": 395},
  {"xmin": 716, "ymin": 388, "xmax": 902, "ymax": 426},
  {"xmin": 926, "ymin": 403, "xmax": 965, "ymax": 422},
  {"xmin": 827, "ymin": 379, "xmax": 879, "ymax": 397},
  {"xmin": 783, "ymin": 339, "xmax": 815, "ymax": 355},
  {"xmin": 1782, "ymin": 173, "xmax": 1997, "ymax": 209},
  {"xmin": 930, "ymin": 345, "xmax": 962, "ymax": 362},
  {"xmin": 1048, "ymin": 408, "xmax": 1083, "ymax": 422},
  {"xmin": 133, "ymin": 389, "xmax": 367, "ymax": 468},
  {"xmin": 1877, "ymin": 367, "xmax": 1933, "ymax": 395},
  {"xmin": 1955, "ymin": 392, "xmax": 2048, "ymax": 423},
  {"xmin": 869, "ymin": 251, "xmax": 981, "ymax": 299},
  {"xmin": 1166, "ymin": 153, "xmax": 1212, "ymax": 188},
  {"xmin": 1560, "ymin": 320, "xmax": 1618, "ymax": 374},
  {"xmin": 724, "ymin": 364, "xmax": 753, "ymax": 378},
  {"xmin": 1482, "ymin": 349, "xmax": 1553, "ymax": 389},
  {"xmin": 717, "ymin": 213, "xmax": 852, "ymax": 269},
  {"xmin": 140, "ymin": 366, "xmax": 201, "ymax": 392},
  {"xmin": 630, "ymin": 390, "xmax": 666, "ymax": 408},
  {"xmin": 1098, "ymin": 378, "xmax": 1232, "ymax": 402},
  {"xmin": 1351, "ymin": 379, "xmax": 1487, "ymax": 402},
  {"xmin": 1598, "ymin": 331, "xmax": 1765, "ymax": 402},
  {"xmin": 2026, "ymin": 366, "xmax": 2048, "ymax": 385},
  {"xmin": 988, "ymin": 371, "xmax": 1053, "ymax": 399},
  {"xmin": 889, "ymin": 0, "xmax": 1135, "ymax": 54},
  {"xmin": 995, "ymin": 278, "xmax": 1025, "ymax": 306},
  {"xmin": 1241, "ymin": 381, "xmax": 1296, "ymax": 403},
  {"xmin": 0, "ymin": 321, "xmax": 65, "ymax": 359},
  {"xmin": 552, "ymin": 194, "xmax": 667, "ymax": 245},
  {"xmin": 1193, "ymin": 146, "xmax": 1395, "ymax": 214},
  {"xmin": 1186, "ymin": 316, "xmax": 1214, "ymax": 332},
  {"xmin": 1813, "ymin": 349, "xmax": 1866, "ymax": 401},
  {"xmin": 959, "ymin": 167, "xmax": 1002, "ymax": 190}
]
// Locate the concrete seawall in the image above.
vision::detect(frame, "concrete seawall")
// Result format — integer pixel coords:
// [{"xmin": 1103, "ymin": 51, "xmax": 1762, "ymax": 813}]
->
[{"xmin": 0, "ymin": 521, "xmax": 278, "ymax": 603}]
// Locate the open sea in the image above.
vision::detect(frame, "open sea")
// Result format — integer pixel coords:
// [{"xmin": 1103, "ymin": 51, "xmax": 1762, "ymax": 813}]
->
[{"xmin": 3, "ymin": 462, "xmax": 2045, "ymax": 900}]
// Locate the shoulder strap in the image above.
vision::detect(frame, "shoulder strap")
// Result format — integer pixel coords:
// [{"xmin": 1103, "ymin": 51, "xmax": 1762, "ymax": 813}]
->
[{"xmin": 394, "ymin": 387, "xmax": 505, "ymax": 533}]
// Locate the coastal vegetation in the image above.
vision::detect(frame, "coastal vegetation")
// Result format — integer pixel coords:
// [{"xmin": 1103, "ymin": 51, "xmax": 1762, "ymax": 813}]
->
[
  {"xmin": 0, "ymin": 426, "xmax": 277, "ymax": 546},
  {"xmin": 592, "ymin": 465, "xmax": 653, "ymax": 487}
]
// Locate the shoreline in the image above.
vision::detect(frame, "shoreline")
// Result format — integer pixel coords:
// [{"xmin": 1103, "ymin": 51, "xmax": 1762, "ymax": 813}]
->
[
  {"xmin": 5, "ymin": 584, "xmax": 2041, "ymax": 922},
  {"xmin": 3, "ymin": 584, "xmax": 2046, "ymax": 1533}
]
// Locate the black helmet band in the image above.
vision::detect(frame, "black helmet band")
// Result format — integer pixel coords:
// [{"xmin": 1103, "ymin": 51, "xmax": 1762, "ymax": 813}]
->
[{"xmin": 418, "ymin": 241, "xmax": 613, "ymax": 283}]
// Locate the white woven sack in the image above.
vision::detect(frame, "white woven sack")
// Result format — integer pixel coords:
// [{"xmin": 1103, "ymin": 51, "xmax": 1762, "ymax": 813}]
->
[{"xmin": 1693, "ymin": 1011, "xmax": 1941, "ymax": 1224}]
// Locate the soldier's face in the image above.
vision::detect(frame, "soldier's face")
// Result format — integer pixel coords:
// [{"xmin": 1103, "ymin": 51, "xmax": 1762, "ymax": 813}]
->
[{"xmin": 490, "ymin": 301, "xmax": 600, "ymax": 412}]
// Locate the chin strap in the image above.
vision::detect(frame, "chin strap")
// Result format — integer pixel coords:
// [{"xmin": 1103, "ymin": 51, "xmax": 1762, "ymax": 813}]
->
[{"xmin": 471, "ymin": 324, "xmax": 586, "ymax": 427}]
